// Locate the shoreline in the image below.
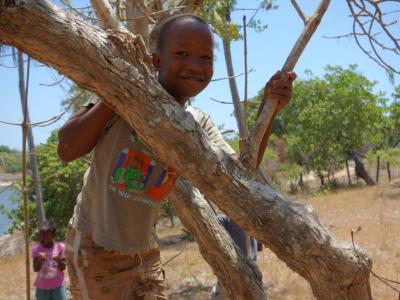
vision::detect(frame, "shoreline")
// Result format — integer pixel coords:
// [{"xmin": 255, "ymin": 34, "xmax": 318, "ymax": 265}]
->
[
  {"xmin": 0, "ymin": 173, "xmax": 20, "ymax": 188},
  {"xmin": 0, "ymin": 182, "xmax": 14, "ymax": 188}
]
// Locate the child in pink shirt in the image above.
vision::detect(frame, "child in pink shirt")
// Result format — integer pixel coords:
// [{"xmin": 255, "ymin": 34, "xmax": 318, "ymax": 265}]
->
[{"xmin": 32, "ymin": 220, "xmax": 67, "ymax": 300}]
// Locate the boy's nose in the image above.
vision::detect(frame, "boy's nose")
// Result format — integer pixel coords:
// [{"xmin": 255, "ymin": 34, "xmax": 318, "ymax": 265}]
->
[{"xmin": 185, "ymin": 58, "xmax": 203, "ymax": 72}]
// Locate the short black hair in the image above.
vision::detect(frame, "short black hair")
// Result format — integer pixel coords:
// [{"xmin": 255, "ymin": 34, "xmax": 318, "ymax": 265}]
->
[
  {"xmin": 39, "ymin": 219, "xmax": 57, "ymax": 235},
  {"xmin": 150, "ymin": 14, "xmax": 210, "ymax": 52}
]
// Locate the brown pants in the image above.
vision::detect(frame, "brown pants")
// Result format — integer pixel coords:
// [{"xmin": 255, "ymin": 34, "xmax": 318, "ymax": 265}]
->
[{"xmin": 65, "ymin": 227, "xmax": 167, "ymax": 300}]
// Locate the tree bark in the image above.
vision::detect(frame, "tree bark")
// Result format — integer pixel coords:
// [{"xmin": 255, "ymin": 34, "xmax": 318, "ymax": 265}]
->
[
  {"xmin": 222, "ymin": 37, "xmax": 248, "ymax": 139},
  {"xmin": 17, "ymin": 51, "xmax": 46, "ymax": 226},
  {"xmin": 126, "ymin": 0, "xmax": 150, "ymax": 47},
  {"xmin": 376, "ymin": 155, "xmax": 380, "ymax": 182},
  {"xmin": 345, "ymin": 159, "xmax": 352, "ymax": 186},
  {"xmin": 386, "ymin": 162, "xmax": 391, "ymax": 182},
  {"xmin": 348, "ymin": 150, "xmax": 375, "ymax": 186},
  {"xmin": 318, "ymin": 172, "xmax": 325, "ymax": 186},
  {"xmin": 0, "ymin": 2, "xmax": 373, "ymax": 299},
  {"xmin": 169, "ymin": 179, "xmax": 266, "ymax": 299}
]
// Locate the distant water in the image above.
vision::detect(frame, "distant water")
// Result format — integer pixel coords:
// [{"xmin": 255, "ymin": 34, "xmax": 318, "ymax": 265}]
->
[{"xmin": 0, "ymin": 186, "xmax": 19, "ymax": 235}]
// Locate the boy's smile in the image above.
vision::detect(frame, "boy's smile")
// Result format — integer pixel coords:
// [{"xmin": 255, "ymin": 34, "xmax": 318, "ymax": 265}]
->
[{"xmin": 153, "ymin": 18, "xmax": 214, "ymax": 105}]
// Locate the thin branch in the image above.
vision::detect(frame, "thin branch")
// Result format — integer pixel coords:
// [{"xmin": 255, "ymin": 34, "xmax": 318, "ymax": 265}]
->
[
  {"xmin": 345, "ymin": 0, "xmax": 400, "ymax": 74},
  {"xmin": 0, "ymin": 182, "xmax": 17, "ymax": 196},
  {"xmin": 0, "ymin": 120, "xmax": 23, "ymax": 126},
  {"xmin": 291, "ymin": 0, "xmax": 308, "ymax": 24},
  {"xmin": 246, "ymin": 0, "xmax": 331, "ymax": 169},
  {"xmin": 90, "ymin": 0, "xmax": 127, "ymax": 31},
  {"xmin": 134, "ymin": 0, "xmax": 156, "ymax": 24},
  {"xmin": 162, "ymin": 244, "xmax": 188, "ymax": 267},
  {"xmin": 0, "ymin": 62, "xmax": 18, "ymax": 68},
  {"xmin": 59, "ymin": 0, "xmax": 99, "ymax": 22},
  {"xmin": 243, "ymin": 15, "xmax": 249, "ymax": 115},
  {"xmin": 121, "ymin": 5, "xmax": 187, "ymax": 21},
  {"xmin": 39, "ymin": 76, "xmax": 66, "ymax": 87},
  {"xmin": 29, "ymin": 92, "xmax": 84, "ymax": 127},
  {"xmin": 351, "ymin": 231, "xmax": 400, "ymax": 294},
  {"xmin": 210, "ymin": 97, "xmax": 234, "ymax": 104},
  {"xmin": 247, "ymin": 2, "xmax": 263, "ymax": 25},
  {"xmin": 211, "ymin": 68, "xmax": 254, "ymax": 82},
  {"xmin": 0, "ymin": 92, "xmax": 82, "ymax": 128},
  {"xmin": 233, "ymin": 8, "xmax": 259, "ymax": 11}
]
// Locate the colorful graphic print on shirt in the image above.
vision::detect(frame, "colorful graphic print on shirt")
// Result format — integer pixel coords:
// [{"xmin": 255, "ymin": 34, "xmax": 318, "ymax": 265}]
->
[{"xmin": 110, "ymin": 132, "xmax": 176, "ymax": 203}]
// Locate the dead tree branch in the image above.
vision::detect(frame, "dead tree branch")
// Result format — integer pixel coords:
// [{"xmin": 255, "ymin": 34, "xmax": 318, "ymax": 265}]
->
[{"xmin": 344, "ymin": 0, "xmax": 399, "ymax": 74}]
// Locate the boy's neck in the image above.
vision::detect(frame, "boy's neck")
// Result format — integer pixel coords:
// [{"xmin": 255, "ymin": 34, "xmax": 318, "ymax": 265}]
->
[
  {"xmin": 175, "ymin": 96, "xmax": 189, "ymax": 106},
  {"xmin": 41, "ymin": 241, "xmax": 54, "ymax": 248}
]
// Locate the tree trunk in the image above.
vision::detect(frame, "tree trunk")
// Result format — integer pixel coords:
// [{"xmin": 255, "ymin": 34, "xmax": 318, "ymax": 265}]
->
[
  {"xmin": 169, "ymin": 179, "xmax": 266, "ymax": 299},
  {"xmin": 318, "ymin": 172, "xmax": 325, "ymax": 186},
  {"xmin": 386, "ymin": 162, "xmax": 391, "ymax": 182},
  {"xmin": 298, "ymin": 172, "xmax": 305, "ymax": 191},
  {"xmin": 0, "ymin": 2, "xmax": 373, "ymax": 299},
  {"xmin": 345, "ymin": 159, "xmax": 352, "ymax": 186},
  {"xmin": 126, "ymin": 0, "xmax": 149, "ymax": 47},
  {"xmin": 376, "ymin": 155, "xmax": 380, "ymax": 182},
  {"xmin": 222, "ymin": 38, "xmax": 248, "ymax": 139},
  {"xmin": 348, "ymin": 150, "xmax": 375, "ymax": 186},
  {"xmin": 17, "ymin": 51, "xmax": 46, "ymax": 226}
]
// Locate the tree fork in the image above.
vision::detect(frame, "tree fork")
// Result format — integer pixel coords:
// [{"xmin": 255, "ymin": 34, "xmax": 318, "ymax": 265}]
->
[{"xmin": 0, "ymin": 1, "xmax": 373, "ymax": 299}]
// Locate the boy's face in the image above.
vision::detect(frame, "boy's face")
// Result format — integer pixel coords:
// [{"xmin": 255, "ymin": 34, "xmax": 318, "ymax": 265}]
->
[
  {"xmin": 153, "ymin": 19, "xmax": 214, "ymax": 105},
  {"xmin": 38, "ymin": 228, "xmax": 54, "ymax": 248}
]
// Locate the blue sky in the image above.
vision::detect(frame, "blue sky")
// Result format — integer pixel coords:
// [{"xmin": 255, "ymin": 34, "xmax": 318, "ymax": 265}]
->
[{"xmin": 0, "ymin": 0, "xmax": 398, "ymax": 150}]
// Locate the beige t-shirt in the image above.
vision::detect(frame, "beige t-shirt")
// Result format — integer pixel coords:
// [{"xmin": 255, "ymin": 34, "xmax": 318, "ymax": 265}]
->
[{"xmin": 70, "ymin": 99, "xmax": 234, "ymax": 254}]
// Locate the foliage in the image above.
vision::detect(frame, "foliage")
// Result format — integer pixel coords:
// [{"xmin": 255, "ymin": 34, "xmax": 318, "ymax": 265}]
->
[
  {"xmin": 247, "ymin": 65, "xmax": 387, "ymax": 176},
  {"xmin": 367, "ymin": 148, "xmax": 400, "ymax": 166},
  {"xmin": 0, "ymin": 145, "xmax": 16, "ymax": 153},
  {"xmin": 381, "ymin": 87, "xmax": 400, "ymax": 147},
  {"xmin": 195, "ymin": 0, "xmax": 276, "ymax": 42},
  {"xmin": 0, "ymin": 146, "xmax": 22, "ymax": 173},
  {"xmin": 2, "ymin": 131, "xmax": 89, "ymax": 238}
]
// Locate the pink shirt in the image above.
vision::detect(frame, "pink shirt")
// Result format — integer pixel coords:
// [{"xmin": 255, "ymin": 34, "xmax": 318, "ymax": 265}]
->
[{"xmin": 32, "ymin": 242, "xmax": 65, "ymax": 289}]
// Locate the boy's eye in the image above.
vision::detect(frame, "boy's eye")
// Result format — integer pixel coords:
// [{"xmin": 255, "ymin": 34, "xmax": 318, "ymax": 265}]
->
[
  {"xmin": 202, "ymin": 55, "xmax": 213, "ymax": 62},
  {"xmin": 176, "ymin": 51, "xmax": 188, "ymax": 57}
]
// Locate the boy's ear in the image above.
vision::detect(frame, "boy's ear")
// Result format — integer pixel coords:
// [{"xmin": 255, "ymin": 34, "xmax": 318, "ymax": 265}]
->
[{"xmin": 152, "ymin": 53, "xmax": 161, "ymax": 70}]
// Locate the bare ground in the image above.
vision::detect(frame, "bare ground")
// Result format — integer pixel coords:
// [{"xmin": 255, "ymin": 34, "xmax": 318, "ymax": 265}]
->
[{"xmin": 0, "ymin": 179, "xmax": 399, "ymax": 299}]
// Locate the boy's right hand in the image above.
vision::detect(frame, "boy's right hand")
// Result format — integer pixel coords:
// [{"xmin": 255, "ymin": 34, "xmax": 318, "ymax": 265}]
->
[
  {"xmin": 37, "ymin": 253, "xmax": 46, "ymax": 262},
  {"xmin": 262, "ymin": 71, "xmax": 296, "ymax": 114}
]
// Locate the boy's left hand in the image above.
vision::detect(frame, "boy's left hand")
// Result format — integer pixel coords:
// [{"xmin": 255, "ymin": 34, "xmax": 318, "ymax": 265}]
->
[
  {"xmin": 53, "ymin": 255, "xmax": 66, "ymax": 270},
  {"xmin": 262, "ymin": 71, "xmax": 296, "ymax": 113}
]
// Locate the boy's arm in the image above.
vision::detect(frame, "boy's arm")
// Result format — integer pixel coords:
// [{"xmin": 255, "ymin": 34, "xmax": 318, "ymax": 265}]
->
[
  {"xmin": 32, "ymin": 255, "xmax": 45, "ymax": 272},
  {"xmin": 58, "ymin": 100, "xmax": 114, "ymax": 162},
  {"xmin": 256, "ymin": 71, "xmax": 296, "ymax": 167}
]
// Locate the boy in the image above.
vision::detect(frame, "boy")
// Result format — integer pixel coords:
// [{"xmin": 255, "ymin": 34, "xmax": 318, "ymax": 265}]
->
[{"xmin": 58, "ymin": 14, "xmax": 294, "ymax": 299}]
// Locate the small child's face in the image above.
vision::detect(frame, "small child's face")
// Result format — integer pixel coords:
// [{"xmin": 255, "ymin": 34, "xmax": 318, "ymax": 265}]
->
[
  {"xmin": 153, "ymin": 19, "xmax": 214, "ymax": 105},
  {"xmin": 38, "ymin": 228, "xmax": 54, "ymax": 248}
]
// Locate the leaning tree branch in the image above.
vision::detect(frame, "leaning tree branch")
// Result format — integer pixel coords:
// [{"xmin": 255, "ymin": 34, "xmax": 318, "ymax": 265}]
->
[
  {"xmin": 291, "ymin": 0, "xmax": 308, "ymax": 24},
  {"xmin": 169, "ymin": 180, "xmax": 266, "ymax": 299},
  {"xmin": 90, "ymin": 0, "xmax": 125, "ymax": 30},
  {"xmin": 0, "ymin": 1, "xmax": 373, "ymax": 299},
  {"xmin": 244, "ymin": 0, "xmax": 331, "ymax": 169}
]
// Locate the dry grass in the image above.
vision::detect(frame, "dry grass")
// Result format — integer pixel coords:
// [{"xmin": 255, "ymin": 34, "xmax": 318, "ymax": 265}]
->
[{"xmin": 1, "ymin": 180, "xmax": 399, "ymax": 299}]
